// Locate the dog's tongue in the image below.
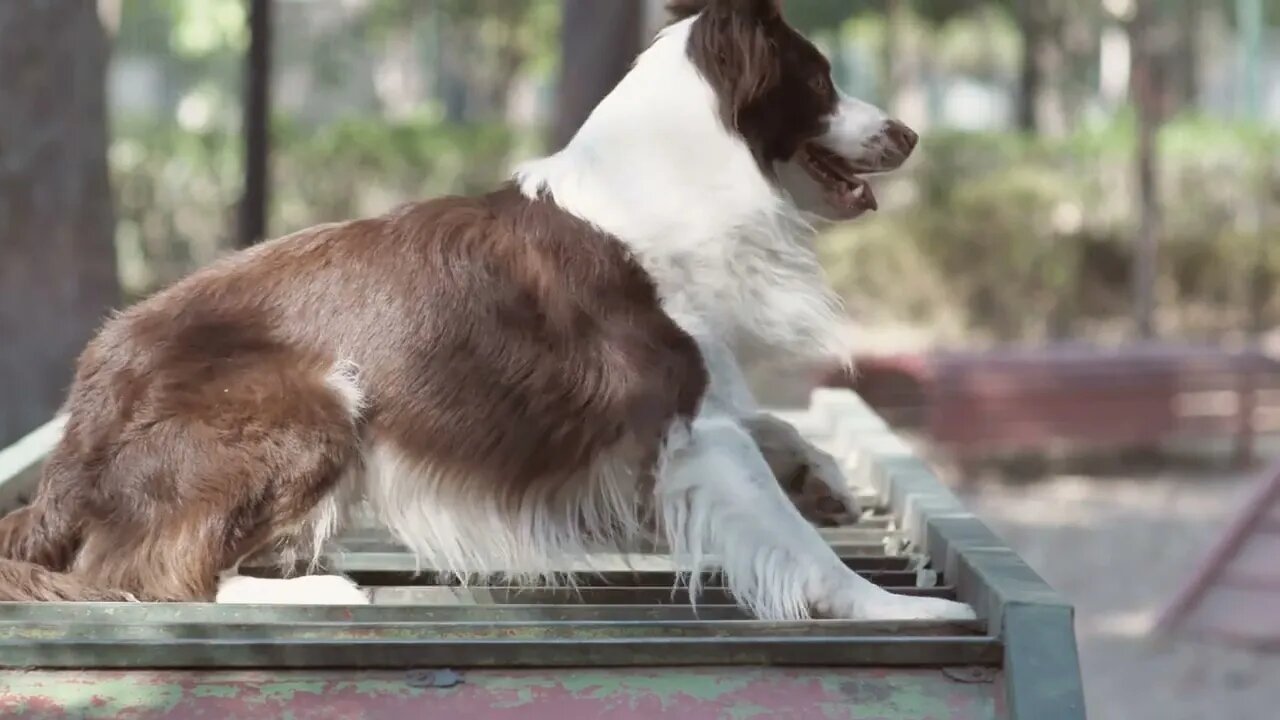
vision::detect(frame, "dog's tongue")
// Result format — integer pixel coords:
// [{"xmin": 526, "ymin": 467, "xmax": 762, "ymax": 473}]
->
[{"xmin": 799, "ymin": 143, "xmax": 878, "ymax": 219}]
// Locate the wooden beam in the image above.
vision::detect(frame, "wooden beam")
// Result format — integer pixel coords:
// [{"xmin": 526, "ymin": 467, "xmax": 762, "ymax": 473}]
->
[{"xmin": 1157, "ymin": 461, "xmax": 1280, "ymax": 633}]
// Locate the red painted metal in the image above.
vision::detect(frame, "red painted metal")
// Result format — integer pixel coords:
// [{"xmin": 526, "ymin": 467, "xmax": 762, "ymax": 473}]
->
[{"xmin": 826, "ymin": 344, "xmax": 1277, "ymax": 461}]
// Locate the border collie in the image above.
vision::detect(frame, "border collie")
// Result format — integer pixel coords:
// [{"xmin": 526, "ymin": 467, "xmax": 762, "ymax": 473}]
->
[{"xmin": 0, "ymin": 0, "xmax": 974, "ymax": 622}]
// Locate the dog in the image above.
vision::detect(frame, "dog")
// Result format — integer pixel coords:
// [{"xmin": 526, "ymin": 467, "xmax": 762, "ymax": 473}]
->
[{"xmin": 0, "ymin": 0, "xmax": 974, "ymax": 622}]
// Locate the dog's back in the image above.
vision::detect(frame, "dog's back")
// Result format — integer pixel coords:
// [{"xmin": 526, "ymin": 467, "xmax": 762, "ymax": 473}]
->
[{"xmin": 0, "ymin": 186, "xmax": 706, "ymax": 601}]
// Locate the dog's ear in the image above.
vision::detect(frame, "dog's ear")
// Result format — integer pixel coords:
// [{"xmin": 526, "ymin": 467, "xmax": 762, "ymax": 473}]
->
[{"xmin": 690, "ymin": 1, "xmax": 782, "ymax": 131}]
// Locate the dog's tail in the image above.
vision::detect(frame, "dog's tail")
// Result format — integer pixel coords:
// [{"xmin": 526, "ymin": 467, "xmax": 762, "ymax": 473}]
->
[
  {"xmin": 0, "ymin": 497, "xmax": 79, "ymax": 569},
  {"xmin": 0, "ymin": 421, "xmax": 99, "ymax": 570},
  {"xmin": 0, "ymin": 557, "xmax": 135, "ymax": 601},
  {"xmin": 0, "ymin": 498, "xmax": 135, "ymax": 601}
]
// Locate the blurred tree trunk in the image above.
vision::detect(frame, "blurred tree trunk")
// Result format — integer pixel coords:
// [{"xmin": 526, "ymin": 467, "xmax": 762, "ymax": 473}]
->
[
  {"xmin": 551, "ymin": 0, "xmax": 645, "ymax": 150},
  {"xmin": 1014, "ymin": 2, "xmax": 1044, "ymax": 132},
  {"xmin": 238, "ymin": 0, "xmax": 272, "ymax": 248},
  {"xmin": 1128, "ymin": 1, "xmax": 1165, "ymax": 338},
  {"xmin": 1013, "ymin": 2, "xmax": 1066, "ymax": 135},
  {"xmin": 435, "ymin": 4, "xmax": 537, "ymax": 125},
  {"xmin": 881, "ymin": 0, "xmax": 907, "ymax": 115},
  {"xmin": 0, "ymin": 2, "xmax": 118, "ymax": 445},
  {"xmin": 1170, "ymin": 0, "xmax": 1201, "ymax": 113},
  {"xmin": 881, "ymin": 0, "xmax": 927, "ymax": 127}
]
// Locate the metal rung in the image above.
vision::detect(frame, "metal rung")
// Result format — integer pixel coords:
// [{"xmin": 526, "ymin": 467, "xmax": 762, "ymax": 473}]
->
[
  {"xmin": 0, "ymin": 636, "xmax": 1002, "ymax": 669},
  {"xmin": 365, "ymin": 585, "xmax": 958, "ymax": 606},
  {"xmin": 317, "ymin": 568, "xmax": 928, "ymax": 588},
  {"xmin": 252, "ymin": 551, "xmax": 926, "ymax": 576},
  {"xmin": 0, "ymin": 619, "xmax": 984, "ymax": 642}
]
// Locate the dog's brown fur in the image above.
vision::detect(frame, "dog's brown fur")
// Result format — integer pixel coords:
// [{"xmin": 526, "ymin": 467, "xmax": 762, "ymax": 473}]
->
[{"xmin": 0, "ymin": 186, "xmax": 707, "ymax": 601}]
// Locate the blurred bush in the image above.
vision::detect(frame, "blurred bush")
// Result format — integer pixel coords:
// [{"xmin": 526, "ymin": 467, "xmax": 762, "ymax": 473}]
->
[
  {"xmin": 821, "ymin": 116, "xmax": 1280, "ymax": 345},
  {"xmin": 114, "ymin": 114, "xmax": 1279, "ymax": 345},
  {"xmin": 112, "ymin": 117, "xmax": 533, "ymax": 298}
]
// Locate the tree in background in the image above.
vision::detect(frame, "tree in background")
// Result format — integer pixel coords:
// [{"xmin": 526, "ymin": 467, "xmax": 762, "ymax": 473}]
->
[
  {"xmin": 1124, "ymin": 0, "xmax": 1167, "ymax": 338},
  {"xmin": 0, "ymin": 2, "xmax": 119, "ymax": 445},
  {"xmin": 552, "ymin": 0, "xmax": 645, "ymax": 149}
]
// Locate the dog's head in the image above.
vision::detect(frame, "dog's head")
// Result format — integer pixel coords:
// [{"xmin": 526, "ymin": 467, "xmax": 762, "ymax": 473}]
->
[{"xmin": 667, "ymin": 0, "xmax": 916, "ymax": 220}]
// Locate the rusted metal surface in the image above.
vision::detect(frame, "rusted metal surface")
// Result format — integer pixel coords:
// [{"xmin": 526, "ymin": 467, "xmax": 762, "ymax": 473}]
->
[{"xmin": 0, "ymin": 668, "xmax": 1005, "ymax": 720}]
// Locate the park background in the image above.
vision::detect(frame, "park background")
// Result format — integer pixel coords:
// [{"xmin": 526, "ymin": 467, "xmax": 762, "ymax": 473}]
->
[{"xmin": 2, "ymin": 2, "xmax": 1279, "ymax": 717}]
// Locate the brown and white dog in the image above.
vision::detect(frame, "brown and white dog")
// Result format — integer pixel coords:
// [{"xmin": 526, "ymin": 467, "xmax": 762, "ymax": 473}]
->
[{"xmin": 0, "ymin": 0, "xmax": 973, "ymax": 621}]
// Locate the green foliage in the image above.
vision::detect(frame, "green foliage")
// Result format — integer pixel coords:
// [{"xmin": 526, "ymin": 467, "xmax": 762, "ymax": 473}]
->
[
  {"xmin": 118, "ymin": 0, "xmax": 247, "ymax": 59},
  {"xmin": 785, "ymin": 0, "xmax": 999, "ymax": 34},
  {"xmin": 271, "ymin": 116, "xmax": 529, "ymax": 230},
  {"xmin": 911, "ymin": 0, "xmax": 992, "ymax": 25},
  {"xmin": 1224, "ymin": 0, "xmax": 1280, "ymax": 26},
  {"xmin": 785, "ymin": 0, "xmax": 880, "ymax": 33},
  {"xmin": 111, "ymin": 117, "xmax": 532, "ymax": 298},
  {"xmin": 112, "ymin": 121, "xmax": 244, "ymax": 294},
  {"xmin": 820, "ymin": 118, "xmax": 1280, "ymax": 343},
  {"xmin": 168, "ymin": 0, "xmax": 247, "ymax": 58}
]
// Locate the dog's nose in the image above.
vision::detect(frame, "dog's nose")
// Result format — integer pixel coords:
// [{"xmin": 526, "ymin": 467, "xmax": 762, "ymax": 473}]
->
[{"xmin": 883, "ymin": 120, "xmax": 918, "ymax": 154}]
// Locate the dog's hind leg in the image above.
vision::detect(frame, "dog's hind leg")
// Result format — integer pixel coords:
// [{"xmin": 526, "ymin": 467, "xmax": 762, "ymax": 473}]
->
[
  {"xmin": 65, "ymin": 359, "xmax": 367, "ymax": 603},
  {"xmin": 656, "ymin": 412, "xmax": 976, "ymax": 622}
]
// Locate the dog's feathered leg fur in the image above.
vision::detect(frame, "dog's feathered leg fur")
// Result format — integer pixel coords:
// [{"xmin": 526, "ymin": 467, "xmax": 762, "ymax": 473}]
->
[{"xmin": 654, "ymin": 336, "xmax": 974, "ymax": 621}]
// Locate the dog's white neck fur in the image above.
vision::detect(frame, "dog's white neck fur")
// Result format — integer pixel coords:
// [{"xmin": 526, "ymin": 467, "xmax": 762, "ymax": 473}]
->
[{"xmin": 515, "ymin": 19, "xmax": 855, "ymax": 367}]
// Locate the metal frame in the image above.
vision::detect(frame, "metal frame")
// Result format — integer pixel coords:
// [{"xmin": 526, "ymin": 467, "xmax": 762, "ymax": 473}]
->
[
  {"xmin": 0, "ymin": 390, "xmax": 1084, "ymax": 718},
  {"xmin": 802, "ymin": 390, "xmax": 1086, "ymax": 720}
]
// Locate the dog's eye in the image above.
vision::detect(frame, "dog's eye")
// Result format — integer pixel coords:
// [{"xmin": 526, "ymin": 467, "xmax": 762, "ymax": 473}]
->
[{"xmin": 809, "ymin": 75, "xmax": 831, "ymax": 95}]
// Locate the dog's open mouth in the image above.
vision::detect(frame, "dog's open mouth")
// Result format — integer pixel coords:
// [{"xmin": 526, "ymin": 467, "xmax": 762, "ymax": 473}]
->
[{"xmin": 798, "ymin": 142, "xmax": 877, "ymax": 217}]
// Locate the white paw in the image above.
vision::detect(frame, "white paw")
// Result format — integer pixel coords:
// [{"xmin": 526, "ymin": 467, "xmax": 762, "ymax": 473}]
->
[
  {"xmin": 855, "ymin": 594, "xmax": 977, "ymax": 622},
  {"xmin": 215, "ymin": 574, "xmax": 371, "ymax": 605},
  {"xmin": 816, "ymin": 584, "xmax": 976, "ymax": 621}
]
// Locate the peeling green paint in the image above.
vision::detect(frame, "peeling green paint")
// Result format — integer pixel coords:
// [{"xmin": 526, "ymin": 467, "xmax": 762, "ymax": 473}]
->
[
  {"xmin": 726, "ymin": 701, "xmax": 774, "ymax": 719},
  {"xmin": 553, "ymin": 669, "xmax": 761, "ymax": 700},
  {"xmin": 250, "ymin": 680, "xmax": 332, "ymax": 702},
  {"xmin": 0, "ymin": 668, "xmax": 1002, "ymax": 719},
  {"xmin": 190, "ymin": 684, "xmax": 239, "ymax": 699}
]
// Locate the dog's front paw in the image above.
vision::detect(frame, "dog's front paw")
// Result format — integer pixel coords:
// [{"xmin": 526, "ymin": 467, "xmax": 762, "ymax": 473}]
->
[
  {"xmin": 783, "ymin": 446, "xmax": 862, "ymax": 527},
  {"xmin": 747, "ymin": 415, "xmax": 862, "ymax": 526}
]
